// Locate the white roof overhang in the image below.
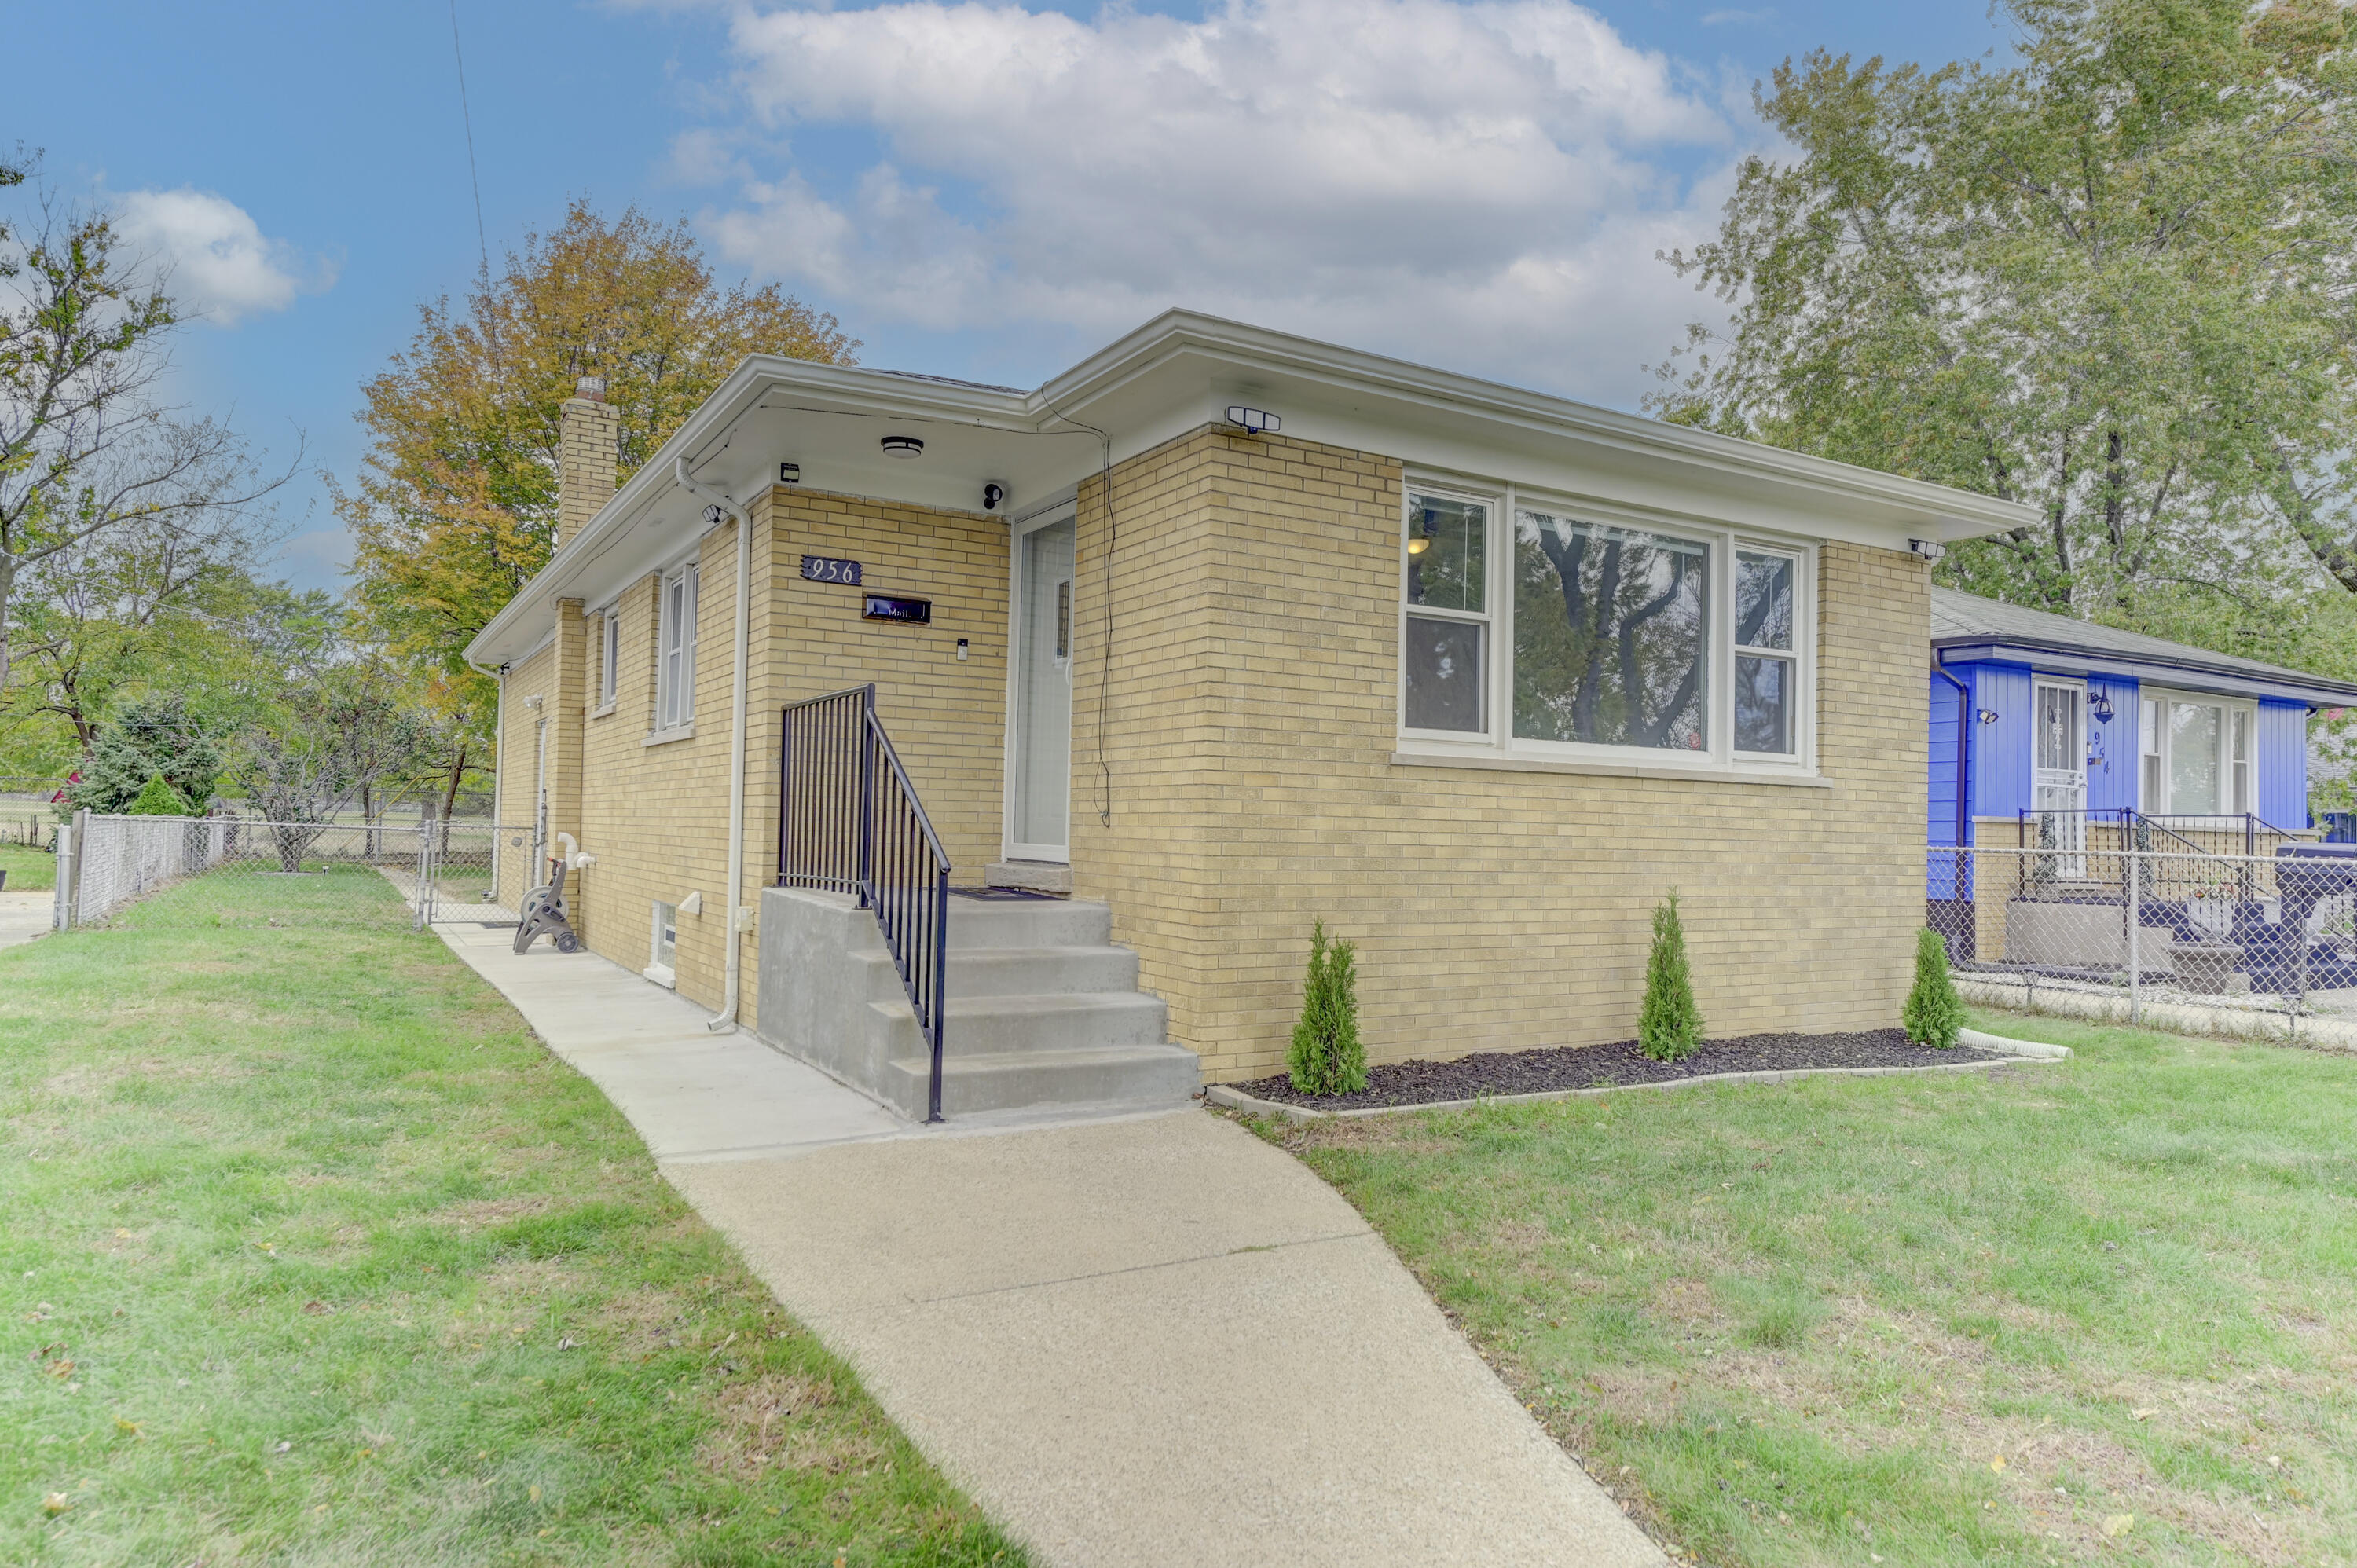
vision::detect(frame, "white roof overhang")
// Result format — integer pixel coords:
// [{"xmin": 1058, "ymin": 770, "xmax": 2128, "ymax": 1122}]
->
[{"xmin": 467, "ymin": 310, "xmax": 2036, "ymax": 669}]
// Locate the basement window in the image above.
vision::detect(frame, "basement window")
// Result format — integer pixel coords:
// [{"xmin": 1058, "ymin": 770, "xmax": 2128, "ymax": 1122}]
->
[{"xmin": 647, "ymin": 901, "xmax": 678, "ymax": 987}]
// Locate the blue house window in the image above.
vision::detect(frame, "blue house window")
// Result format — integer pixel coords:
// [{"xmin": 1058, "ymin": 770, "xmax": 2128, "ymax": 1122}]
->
[{"xmin": 2141, "ymin": 691, "xmax": 2256, "ymax": 817}]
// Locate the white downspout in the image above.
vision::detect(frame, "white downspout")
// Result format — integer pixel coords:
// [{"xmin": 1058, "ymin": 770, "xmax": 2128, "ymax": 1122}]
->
[
  {"xmin": 466, "ymin": 656, "xmax": 508, "ymax": 904},
  {"xmin": 674, "ymin": 456, "xmax": 753, "ymax": 1033}
]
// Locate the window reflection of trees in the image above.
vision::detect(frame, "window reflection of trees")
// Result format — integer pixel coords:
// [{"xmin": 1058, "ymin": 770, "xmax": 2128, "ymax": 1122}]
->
[{"xmin": 1515, "ymin": 513, "xmax": 1708, "ymax": 749}]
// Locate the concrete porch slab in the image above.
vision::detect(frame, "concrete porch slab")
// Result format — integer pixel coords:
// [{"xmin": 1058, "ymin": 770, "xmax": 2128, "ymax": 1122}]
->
[{"xmin": 0, "ymin": 889, "xmax": 52, "ymax": 952}]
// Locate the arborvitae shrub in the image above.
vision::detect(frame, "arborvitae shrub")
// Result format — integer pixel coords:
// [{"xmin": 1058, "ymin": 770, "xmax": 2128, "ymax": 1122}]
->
[
  {"xmin": 126, "ymin": 774, "xmax": 196, "ymax": 818},
  {"xmin": 1637, "ymin": 891, "xmax": 1704, "ymax": 1062},
  {"xmin": 1288, "ymin": 919, "xmax": 1367, "ymax": 1096},
  {"xmin": 1902, "ymin": 926, "xmax": 1967, "ymax": 1048}
]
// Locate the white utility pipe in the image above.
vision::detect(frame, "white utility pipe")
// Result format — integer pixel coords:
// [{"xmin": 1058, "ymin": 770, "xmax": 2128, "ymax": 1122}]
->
[
  {"xmin": 674, "ymin": 456, "xmax": 753, "ymax": 1033},
  {"xmin": 466, "ymin": 656, "xmax": 508, "ymax": 903}
]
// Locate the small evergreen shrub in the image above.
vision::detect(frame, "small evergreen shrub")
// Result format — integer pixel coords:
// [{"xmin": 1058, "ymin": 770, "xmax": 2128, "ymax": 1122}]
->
[
  {"xmin": 1637, "ymin": 891, "xmax": 1703, "ymax": 1061},
  {"xmin": 1902, "ymin": 926, "xmax": 1966, "ymax": 1047},
  {"xmin": 1288, "ymin": 920, "xmax": 1367, "ymax": 1096},
  {"xmin": 126, "ymin": 774, "xmax": 196, "ymax": 818}
]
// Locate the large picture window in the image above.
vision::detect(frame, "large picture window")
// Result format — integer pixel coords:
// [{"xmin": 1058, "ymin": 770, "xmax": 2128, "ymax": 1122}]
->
[
  {"xmin": 1512, "ymin": 511, "xmax": 1707, "ymax": 750},
  {"xmin": 1398, "ymin": 482, "xmax": 1813, "ymax": 770},
  {"xmin": 2140, "ymin": 691, "xmax": 2255, "ymax": 816}
]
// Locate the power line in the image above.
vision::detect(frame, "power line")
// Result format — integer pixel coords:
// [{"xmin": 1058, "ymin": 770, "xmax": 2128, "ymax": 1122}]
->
[{"xmin": 449, "ymin": 0, "xmax": 489, "ymax": 279}]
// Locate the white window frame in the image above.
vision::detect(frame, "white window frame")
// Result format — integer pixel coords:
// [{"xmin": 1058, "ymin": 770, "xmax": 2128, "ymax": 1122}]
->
[
  {"xmin": 1398, "ymin": 483, "xmax": 1497, "ymax": 743},
  {"xmin": 1395, "ymin": 476, "xmax": 1818, "ymax": 774},
  {"xmin": 655, "ymin": 561, "xmax": 699, "ymax": 734},
  {"xmin": 595, "ymin": 604, "xmax": 620, "ymax": 711},
  {"xmin": 2139, "ymin": 687, "xmax": 2258, "ymax": 819},
  {"xmin": 646, "ymin": 900, "xmax": 678, "ymax": 988}
]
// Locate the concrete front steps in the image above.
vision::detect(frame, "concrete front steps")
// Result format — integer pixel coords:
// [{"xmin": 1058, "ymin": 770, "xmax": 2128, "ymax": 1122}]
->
[{"xmin": 756, "ymin": 886, "xmax": 1200, "ymax": 1122}]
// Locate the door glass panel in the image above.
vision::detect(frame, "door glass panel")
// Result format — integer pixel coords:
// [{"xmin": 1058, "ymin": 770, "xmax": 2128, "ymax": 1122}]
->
[
  {"xmin": 2036, "ymin": 685, "xmax": 2080, "ymax": 773},
  {"xmin": 2169, "ymin": 702, "xmax": 2222, "ymax": 815},
  {"xmin": 1011, "ymin": 518, "xmax": 1076, "ymax": 852}
]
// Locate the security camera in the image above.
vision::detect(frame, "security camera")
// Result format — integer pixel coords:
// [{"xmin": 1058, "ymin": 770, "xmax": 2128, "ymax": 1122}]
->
[{"xmin": 982, "ymin": 482, "xmax": 1006, "ymax": 511}]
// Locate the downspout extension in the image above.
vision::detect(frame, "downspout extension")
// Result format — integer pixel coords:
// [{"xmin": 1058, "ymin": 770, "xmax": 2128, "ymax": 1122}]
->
[
  {"xmin": 1934, "ymin": 661, "xmax": 1970, "ymax": 847},
  {"xmin": 675, "ymin": 456, "xmax": 754, "ymax": 1033}
]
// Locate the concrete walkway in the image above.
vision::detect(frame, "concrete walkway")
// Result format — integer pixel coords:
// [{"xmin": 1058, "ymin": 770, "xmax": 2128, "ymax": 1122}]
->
[
  {"xmin": 0, "ymin": 888, "xmax": 52, "ymax": 952},
  {"xmin": 429, "ymin": 918, "xmax": 1664, "ymax": 1567}
]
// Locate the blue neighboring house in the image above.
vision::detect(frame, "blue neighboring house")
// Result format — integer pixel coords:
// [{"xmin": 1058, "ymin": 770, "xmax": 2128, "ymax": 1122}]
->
[{"xmin": 1928, "ymin": 588, "xmax": 2357, "ymax": 851}]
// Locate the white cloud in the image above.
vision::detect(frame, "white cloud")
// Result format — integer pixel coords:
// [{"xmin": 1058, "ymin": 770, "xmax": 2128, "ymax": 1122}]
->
[
  {"xmin": 112, "ymin": 188, "xmax": 327, "ymax": 325},
  {"xmin": 691, "ymin": 0, "xmax": 1755, "ymax": 403}
]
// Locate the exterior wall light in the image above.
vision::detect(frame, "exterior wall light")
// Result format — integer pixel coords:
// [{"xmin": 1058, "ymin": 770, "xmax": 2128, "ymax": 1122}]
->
[
  {"xmin": 881, "ymin": 435, "xmax": 925, "ymax": 460},
  {"xmin": 1976, "ymin": 708, "xmax": 2001, "ymax": 724},
  {"xmin": 1406, "ymin": 535, "xmax": 1430, "ymax": 556},
  {"xmin": 1226, "ymin": 405, "xmax": 1281, "ymax": 435},
  {"xmin": 2088, "ymin": 691, "xmax": 2115, "ymax": 723}
]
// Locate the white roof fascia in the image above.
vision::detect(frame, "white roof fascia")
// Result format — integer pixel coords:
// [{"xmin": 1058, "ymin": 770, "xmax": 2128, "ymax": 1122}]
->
[
  {"xmin": 469, "ymin": 310, "xmax": 2038, "ymax": 665},
  {"xmin": 1026, "ymin": 312, "xmax": 2038, "ymax": 551}
]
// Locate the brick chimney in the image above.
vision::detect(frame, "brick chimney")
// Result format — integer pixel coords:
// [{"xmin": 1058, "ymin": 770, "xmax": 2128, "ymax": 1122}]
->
[{"xmin": 556, "ymin": 375, "xmax": 620, "ymax": 551}]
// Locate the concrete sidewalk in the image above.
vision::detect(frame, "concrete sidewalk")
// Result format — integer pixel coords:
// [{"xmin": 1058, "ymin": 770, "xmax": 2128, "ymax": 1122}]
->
[
  {"xmin": 0, "ymin": 889, "xmax": 52, "ymax": 953},
  {"xmin": 430, "ymin": 918, "xmax": 1664, "ymax": 1567}
]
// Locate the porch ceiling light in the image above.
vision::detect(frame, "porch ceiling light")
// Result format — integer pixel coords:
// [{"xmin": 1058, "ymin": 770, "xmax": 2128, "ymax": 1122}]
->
[
  {"xmin": 881, "ymin": 434, "xmax": 925, "ymax": 460},
  {"xmin": 1406, "ymin": 535, "xmax": 1430, "ymax": 555}
]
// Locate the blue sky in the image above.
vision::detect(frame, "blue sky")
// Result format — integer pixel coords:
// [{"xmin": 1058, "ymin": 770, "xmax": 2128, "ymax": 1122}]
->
[{"xmin": 8, "ymin": 0, "xmax": 2013, "ymax": 592}]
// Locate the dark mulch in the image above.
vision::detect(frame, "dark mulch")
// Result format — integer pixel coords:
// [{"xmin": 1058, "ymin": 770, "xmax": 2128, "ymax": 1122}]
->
[{"xmin": 1236, "ymin": 1028, "xmax": 2008, "ymax": 1111}]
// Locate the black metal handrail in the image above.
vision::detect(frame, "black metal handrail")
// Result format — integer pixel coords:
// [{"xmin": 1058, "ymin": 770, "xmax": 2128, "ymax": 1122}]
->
[{"xmin": 778, "ymin": 685, "xmax": 952, "ymax": 1122}]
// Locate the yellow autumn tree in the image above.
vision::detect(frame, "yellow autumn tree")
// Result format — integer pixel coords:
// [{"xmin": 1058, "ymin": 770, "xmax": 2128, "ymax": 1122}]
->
[{"xmin": 339, "ymin": 200, "xmax": 856, "ymax": 742}]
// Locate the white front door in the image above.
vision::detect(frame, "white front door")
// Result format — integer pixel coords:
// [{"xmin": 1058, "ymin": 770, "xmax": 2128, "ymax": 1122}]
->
[
  {"xmin": 1006, "ymin": 512, "xmax": 1076, "ymax": 863},
  {"xmin": 2032, "ymin": 680, "xmax": 2086, "ymax": 874}
]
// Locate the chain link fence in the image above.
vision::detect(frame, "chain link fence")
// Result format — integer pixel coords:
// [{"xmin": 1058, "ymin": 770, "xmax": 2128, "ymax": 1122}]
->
[
  {"xmin": 1929, "ymin": 837, "xmax": 2357, "ymax": 1029},
  {"xmin": 54, "ymin": 814, "xmax": 537, "ymax": 932}
]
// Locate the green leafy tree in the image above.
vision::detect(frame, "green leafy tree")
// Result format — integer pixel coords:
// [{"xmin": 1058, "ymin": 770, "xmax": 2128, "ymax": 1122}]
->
[
  {"xmin": 1902, "ymin": 927, "xmax": 1967, "ymax": 1047},
  {"xmin": 1638, "ymin": 892, "xmax": 1704, "ymax": 1061},
  {"xmin": 0, "ymin": 148, "xmax": 292, "ymax": 698},
  {"xmin": 1651, "ymin": 0, "xmax": 2357, "ymax": 630},
  {"xmin": 59, "ymin": 695, "xmax": 220, "ymax": 815},
  {"xmin": 1288, "ymin": 920, "xmax": 1367, "ymax": 1096},
  {"xmin": 336, "ymin": 200, "xmax": 858, "ymax": 782},
  {"xmin": 125, "ymin": 773, "xmax": 195, "ymax": 817}
]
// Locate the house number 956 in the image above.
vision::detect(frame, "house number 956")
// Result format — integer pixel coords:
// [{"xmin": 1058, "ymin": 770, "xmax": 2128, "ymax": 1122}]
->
[{"xmin": 801, "ymin": 555, "xmax": 863, "ymax": 585}]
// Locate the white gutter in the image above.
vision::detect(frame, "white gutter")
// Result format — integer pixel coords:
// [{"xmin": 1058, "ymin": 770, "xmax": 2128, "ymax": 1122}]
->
[{"xmin": 673, "ymin": 455, "xmax": 754, "ymax": 1033}]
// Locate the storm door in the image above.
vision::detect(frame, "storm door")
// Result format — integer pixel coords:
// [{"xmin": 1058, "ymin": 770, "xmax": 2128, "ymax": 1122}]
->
[
  {"xmin": 2032, "ymin": 679, "xmax": 2087, "ymax": 876},
  {"xmin": 1005, "ymin": 512, "xmax": 1076, "ymax": 863}
]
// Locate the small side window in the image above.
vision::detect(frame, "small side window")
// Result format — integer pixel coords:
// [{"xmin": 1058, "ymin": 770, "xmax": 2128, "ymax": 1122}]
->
[{"xmin": 650, "ymin": 901, "xmax": 679, "ymax": 982}]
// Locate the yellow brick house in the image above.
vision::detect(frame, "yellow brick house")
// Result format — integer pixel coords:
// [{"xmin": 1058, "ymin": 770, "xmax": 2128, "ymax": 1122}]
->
[{"xmin": 464, "ymin": 311, "xmax": 2033, "ymax": 1121}]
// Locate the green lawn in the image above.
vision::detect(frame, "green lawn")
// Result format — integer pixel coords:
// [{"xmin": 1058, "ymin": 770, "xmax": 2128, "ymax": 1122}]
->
[
  {"xmin": 1252, "ymin": 1010, "xmax": 2357, "ymax": 1566},
  {"xmin": 2, "ymin": 870, "xmax": 1024, "ymax": 1565},
  {"xmin": 1, "ymin": 842, "xmax": 57, "ymax": 891}
]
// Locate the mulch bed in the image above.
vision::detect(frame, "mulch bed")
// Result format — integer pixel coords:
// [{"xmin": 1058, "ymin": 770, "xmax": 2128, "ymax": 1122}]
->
[{"xmin": 1235, "ymin": 1028, "xmax": 2007, "ymax": 1111}]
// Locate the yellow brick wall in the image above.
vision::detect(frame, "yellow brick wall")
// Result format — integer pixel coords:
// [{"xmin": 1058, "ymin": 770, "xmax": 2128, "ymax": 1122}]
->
[
  {"xmin": 494, "ymin": 427, "xmax": 1929, "ymax": 1085},
  {"xmin": 757, "ymin": 487, "xmax": 1014, "ymax": 885},
  {"xmin": 517, "ymin": 486, "xmax": 1014, "ymax": 1027},
  {"xmin": 571, "ymin": 523, "xmax": 745, "ymax": 1009},
  {"xmin": 1070, "ymin": 427, "xmax": 1932, "ymax": 1083}
]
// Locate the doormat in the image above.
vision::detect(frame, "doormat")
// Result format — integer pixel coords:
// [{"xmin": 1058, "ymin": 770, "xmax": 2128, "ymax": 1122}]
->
[{"xmin": 949, "ymin": 886, "xmax": 1065, "ymax": 901}]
